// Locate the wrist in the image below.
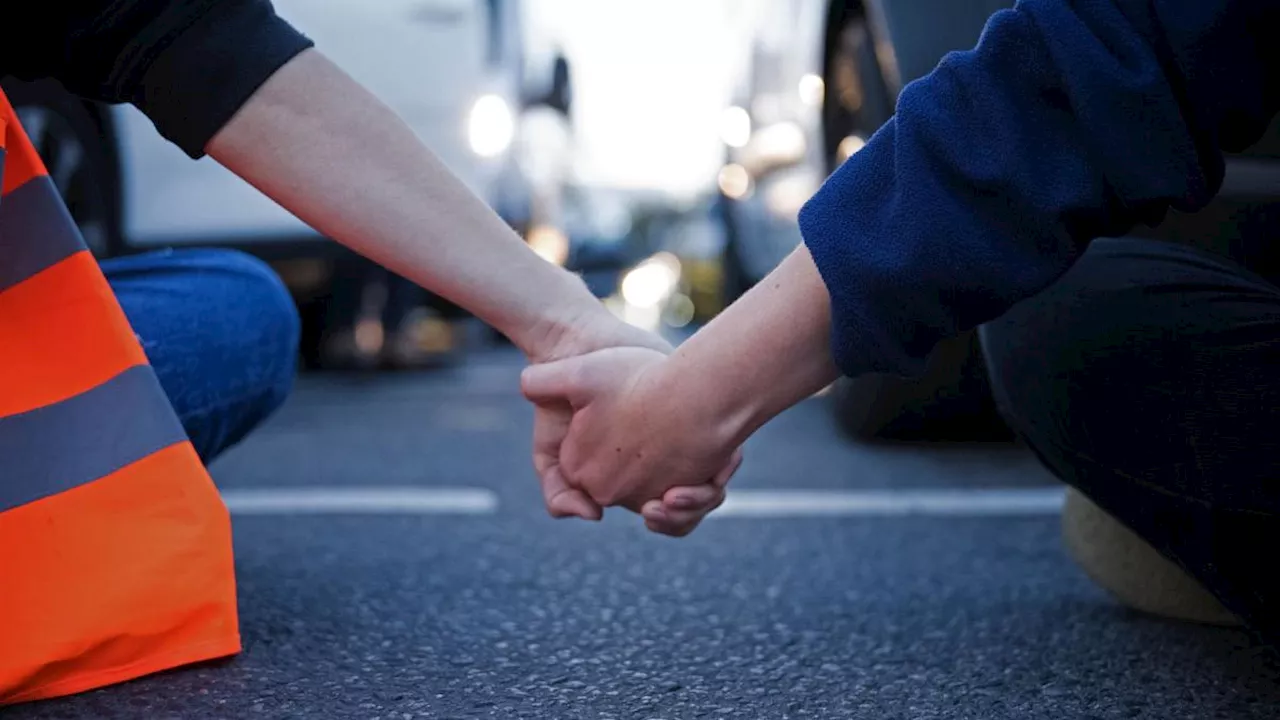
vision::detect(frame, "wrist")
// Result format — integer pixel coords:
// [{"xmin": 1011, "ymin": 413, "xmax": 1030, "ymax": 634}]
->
[
  {"xmin": 648, "ymin": 350, "xmax": 757, "ymax": 451},
  {"xmin": 653, "ymin": 324, "xmax": 841, "ymax": 450},
  {"xmin": 521, "ymin": 291, "xmax": 673, "ymax": 365},
  {"xmin": 648, "ymin": 245, "xmax": 840, "ymax": 446},
  {"xmin": 516, "ymin": 276, "xmax": 613, "ymax": 362}
]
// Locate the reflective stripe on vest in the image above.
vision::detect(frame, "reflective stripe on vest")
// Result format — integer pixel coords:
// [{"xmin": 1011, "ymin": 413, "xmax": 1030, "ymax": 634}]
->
[{"xmin": 0, "ymin": 91, "xmax": 241, "ymax": 706}]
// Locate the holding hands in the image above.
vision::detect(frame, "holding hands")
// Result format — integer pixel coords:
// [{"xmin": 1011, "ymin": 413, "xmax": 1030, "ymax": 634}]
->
[
  {"xmin": 519, "ymin": 246, "xmax": 840, "ymax": 536},
  {"xmin": 521, "ymin": 319, "xmax": 744, "ymax": 536},
  {"xmin": 205, "ymin": 49, "xmax": 832, "ymax": 537}
]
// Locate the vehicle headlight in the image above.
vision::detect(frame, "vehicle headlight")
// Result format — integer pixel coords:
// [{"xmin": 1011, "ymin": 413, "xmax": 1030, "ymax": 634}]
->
[
  {"xmin": 526, "ymin": 224, "xmax": 569, "ymax": 266},
  {"xmin": 468, "ymin": 94, "xmax": 515, "ymax": 157}
]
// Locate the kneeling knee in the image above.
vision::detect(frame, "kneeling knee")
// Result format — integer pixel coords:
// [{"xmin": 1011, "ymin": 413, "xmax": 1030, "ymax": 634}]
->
[{"xmin": 199, "ymin": 250, "xmax": 301, "ymax": 405}]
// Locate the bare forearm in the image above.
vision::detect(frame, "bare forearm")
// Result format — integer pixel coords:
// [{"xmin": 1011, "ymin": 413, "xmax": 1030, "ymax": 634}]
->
[
  {"xmin": 205, "ymin": 50, "xmax": 599, "ymax": 357},
  {"xmin": 659, "ymin": 245, "xmax": 840, "ymax": 445}
]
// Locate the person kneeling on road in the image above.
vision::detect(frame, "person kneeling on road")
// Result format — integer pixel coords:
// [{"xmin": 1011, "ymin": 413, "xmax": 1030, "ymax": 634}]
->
[
  {"xmin": 525, "ymin": 0, "xmax": 1280, "ymax": 646},
  {"xmin": 1, "ymin": 0, "xmax": 729, "ymax": 705}
]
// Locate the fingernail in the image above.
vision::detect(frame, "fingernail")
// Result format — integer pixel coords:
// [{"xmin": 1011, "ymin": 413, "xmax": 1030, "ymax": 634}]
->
[{"xmin": 669, "ymin": 494, "xmax": 697, "ymax": 510}]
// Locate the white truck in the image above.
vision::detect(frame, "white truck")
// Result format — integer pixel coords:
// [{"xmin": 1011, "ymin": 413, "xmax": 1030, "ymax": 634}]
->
[
  {"xmin": 3, "ymin": 0, "xmax": 574, "ymax": 366},
  {"xmin": 4, "ymin": 0, "xmax": 570, "ymax": 259}
]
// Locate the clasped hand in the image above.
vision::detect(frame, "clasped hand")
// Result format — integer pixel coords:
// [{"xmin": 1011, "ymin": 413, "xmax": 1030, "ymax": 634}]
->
[{"xmin": 522, "ymin": 340, "xmax": 743, "ymax": 537}]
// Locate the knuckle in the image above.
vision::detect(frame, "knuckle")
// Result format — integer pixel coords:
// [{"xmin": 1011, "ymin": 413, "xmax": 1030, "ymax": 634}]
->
[{"xmin": 544, "ymin": 496, "xmax": 570, "ymax": 518}]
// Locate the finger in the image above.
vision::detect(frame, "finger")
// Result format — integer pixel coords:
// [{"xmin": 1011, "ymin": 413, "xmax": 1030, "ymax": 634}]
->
[
  {"xmin": 653, "ymin": 447, "xmax": 742, "ymax": 512},
  {"xmin": 641, "ymin": 500, "xmax": 691, "ymax": 537},
  {"xmin": 653, "ymin": 490, "xmax": 726, "ymax": 524},
  {"xmin": 540, "ymin": 465, "xmax": 602, "ymax": 521},
  {"xmin": 521, "ymin": 357, "xmax": 588, "ymax": 406},
  {"xmin": 530, "ymin": 404, "xmax": 572, "ymax": 476},
  {"xmin": 712, "ymin": 448, "xmax": 745, "ymax": 489},
  {"xmin": 660, "ymin": 482, "xmax": 723, "ymax": 513},
  {"xmin": 642, "ymin": 508, "xmax": 700, "ymax": 538},
  {"xmin": 641, "ymin": 496, "xmax": 721, "ymax": 537}
]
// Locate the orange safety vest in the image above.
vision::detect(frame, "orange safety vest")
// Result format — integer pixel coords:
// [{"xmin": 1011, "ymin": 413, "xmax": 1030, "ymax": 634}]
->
[{"xmin": 0, "ymin": 91, "xmax": 241, "ymax": 704}]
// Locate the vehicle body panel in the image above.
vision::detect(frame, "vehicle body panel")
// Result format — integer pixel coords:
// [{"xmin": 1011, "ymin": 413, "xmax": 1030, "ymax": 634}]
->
[
  {"xmin": 114, "ymin": 0, "xmax": 531, "ymax": 248},
  {"xmin": 719, "ymin": 0, "xmax": 829, "ymax": 283}
]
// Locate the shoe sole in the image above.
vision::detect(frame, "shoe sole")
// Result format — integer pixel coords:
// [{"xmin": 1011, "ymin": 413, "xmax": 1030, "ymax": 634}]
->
[{"xmin": 1061, "ymin": 487, "xmax": 1241, "ymax": 627}]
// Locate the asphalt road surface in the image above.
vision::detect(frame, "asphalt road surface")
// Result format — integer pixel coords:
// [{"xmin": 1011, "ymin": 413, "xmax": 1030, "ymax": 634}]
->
[{"xmin": 13, "ymin": 348, "xmax": 1280, "ymax": 719}]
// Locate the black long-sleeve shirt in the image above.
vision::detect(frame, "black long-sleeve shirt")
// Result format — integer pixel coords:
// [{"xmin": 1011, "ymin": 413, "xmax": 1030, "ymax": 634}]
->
[{"xmin": 2, "ymin": 0, "xmax": 313, "ymax": 158}]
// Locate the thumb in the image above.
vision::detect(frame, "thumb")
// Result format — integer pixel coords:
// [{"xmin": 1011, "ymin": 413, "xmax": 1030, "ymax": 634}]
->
[
  {"xmin": 521, "ymin": 356, "xmax": 590, "ymax": 406},
  {"xmin": 539, "ymin": 465, "xmax": 603, "ymax": 521}
]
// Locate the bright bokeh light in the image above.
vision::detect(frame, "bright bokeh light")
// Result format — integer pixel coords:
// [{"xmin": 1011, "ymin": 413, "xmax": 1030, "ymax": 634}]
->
[
  {"xmin": 764, "ymin": 172, "xmax": 817, "ymax": 219},
  {"xmin": 665, "ymin": 293, "xmax": 696, "ymax": 327},
  {"xmin": 467, "ymin": 94, "xmax": 515, "ymax": 157},
  {"xmin": 798, "ymin": 73, "xmax": 824, "ymax": 107},
  {"xmin": 838, "ymin": 134, "xmax": 866, "ymax": 163},
  {"xmin": 620, "ymin": 253, "xmax": 681, "ymax": 308},
  {"xmin": 720, "ymin": 106, "xmax": 752, "ymax": 148},
  {"xmin": 718, "ymin": 163, "xmax": 751, "ymax": 199},
  {"xmin": 354, "ymin": 318, "xmax": 385, "ymax": 355},
  {"xmin": 526, "ymin": 224, "xmax": 569, "ymax": 266},
  {"xmin": 755, "ymin": 121, "xmax": 806, "ymax": 164}
]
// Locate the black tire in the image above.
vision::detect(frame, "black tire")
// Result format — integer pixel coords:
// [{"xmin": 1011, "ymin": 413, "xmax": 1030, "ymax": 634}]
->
[
  {"xmin": 1, "ymin": 78, "xmax": 123, "ymax": 258},
  {"xmin": 822, "ymin": 8, "xmax": 894, "ymax": 173},
  {"xmin": 821, "ymin": 9, "xmax": 1010, "ymax": 443},
  {"xmin": 830, "ymin": 330, "xmax": 1015, "ymax": 443}
]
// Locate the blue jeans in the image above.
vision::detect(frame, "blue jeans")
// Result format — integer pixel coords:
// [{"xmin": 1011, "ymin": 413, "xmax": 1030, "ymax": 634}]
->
[{"xmin": 102, "ymin": 249, "xmax": 301, "ymax": 463}]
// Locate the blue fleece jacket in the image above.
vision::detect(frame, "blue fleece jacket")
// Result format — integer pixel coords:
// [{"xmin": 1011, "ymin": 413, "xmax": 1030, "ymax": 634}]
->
[{"xmin": 799, "ymin": 0, "xmax": 1280, "ymax": 378}]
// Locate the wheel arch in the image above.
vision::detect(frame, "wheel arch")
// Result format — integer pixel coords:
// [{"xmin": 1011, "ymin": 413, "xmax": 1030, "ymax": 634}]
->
[
  {"xmin": 819, "ymin": 0, "xmax": 898, "ymax": 167},
  {"xmin": 0, "ymin": 78, "xmax": 126, "ymax": 255}
]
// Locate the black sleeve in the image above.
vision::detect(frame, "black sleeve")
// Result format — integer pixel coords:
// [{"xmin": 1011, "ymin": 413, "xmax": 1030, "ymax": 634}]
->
[{"xmin": 12, "ymin": 0, "xmax": 314, "ymax": 158}]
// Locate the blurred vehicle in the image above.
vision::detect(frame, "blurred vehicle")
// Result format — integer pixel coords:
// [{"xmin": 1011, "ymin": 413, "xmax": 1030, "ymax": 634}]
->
[
  {"xmin": 716, "ymin": 0, "xmax": 889, "ymax": 309},
  {"xmin": 613, "ymin": 210, "xmax": 720, "ymax": 335},
  {"xmin": 1, "ymin": 0, "xmax": 573, "ymax": 364},
  {"xmin": 558, "ymin": 185, "xmax": 642, "ymax": 291},
  {"xmin": 714, "ymin": 0, "xmax": 1010, "ymax": 440},
  {"xmin": 715, "ymin": 0, "xmax": 1280, "ymax": 442}
]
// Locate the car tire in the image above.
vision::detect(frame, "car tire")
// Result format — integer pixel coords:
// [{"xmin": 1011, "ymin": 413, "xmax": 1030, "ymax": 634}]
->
[
  {"xmin": 1, "ymin": 78, "xmax": 122, "ymax": 258},
  {"xmin": 821, "ymin": 12, "xmax": 1010, "ymax": 442},
  {"xmin": 822, "ymin": 9, "xmax": 893, "ymax": 173},
  {"xmin": 830, "ymin": 330, "xmax": 1015, "ymax": 442}
]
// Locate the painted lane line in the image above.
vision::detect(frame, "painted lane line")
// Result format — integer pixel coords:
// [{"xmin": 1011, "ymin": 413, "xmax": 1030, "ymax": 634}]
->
[
  {"xmin": 219, "ymin": 486, "xmax": 1065, "ymax": 518},
  {"xmin": 221, "ymin": 487, "xmax": 499, "ymax": 515},
  {"xmin": 713, "ymin": 487, "xmax": 1067, "ymax": 518}
]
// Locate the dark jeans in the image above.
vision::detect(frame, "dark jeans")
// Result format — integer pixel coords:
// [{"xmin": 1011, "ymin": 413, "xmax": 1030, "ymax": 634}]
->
[
  {"xmin": 980, "ymin": 236, "xmax": 1280, "ymax": 644},
  {"xmin": 103, "ymin": 248, "xmax": 300, "ymax": 463}
]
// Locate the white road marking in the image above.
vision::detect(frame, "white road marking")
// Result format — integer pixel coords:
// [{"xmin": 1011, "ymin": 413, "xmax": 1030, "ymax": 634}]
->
[
  {"xmin": 221, "ymin": 487, "xmax": 498, "ymax": 515},
  {"xmin": 219, "ymin": 486, "xmax": 1067, "ymax": 519},
  {"xmin": 713, "ymin": 487, "xmax": 1066, "ymax": 518}
]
